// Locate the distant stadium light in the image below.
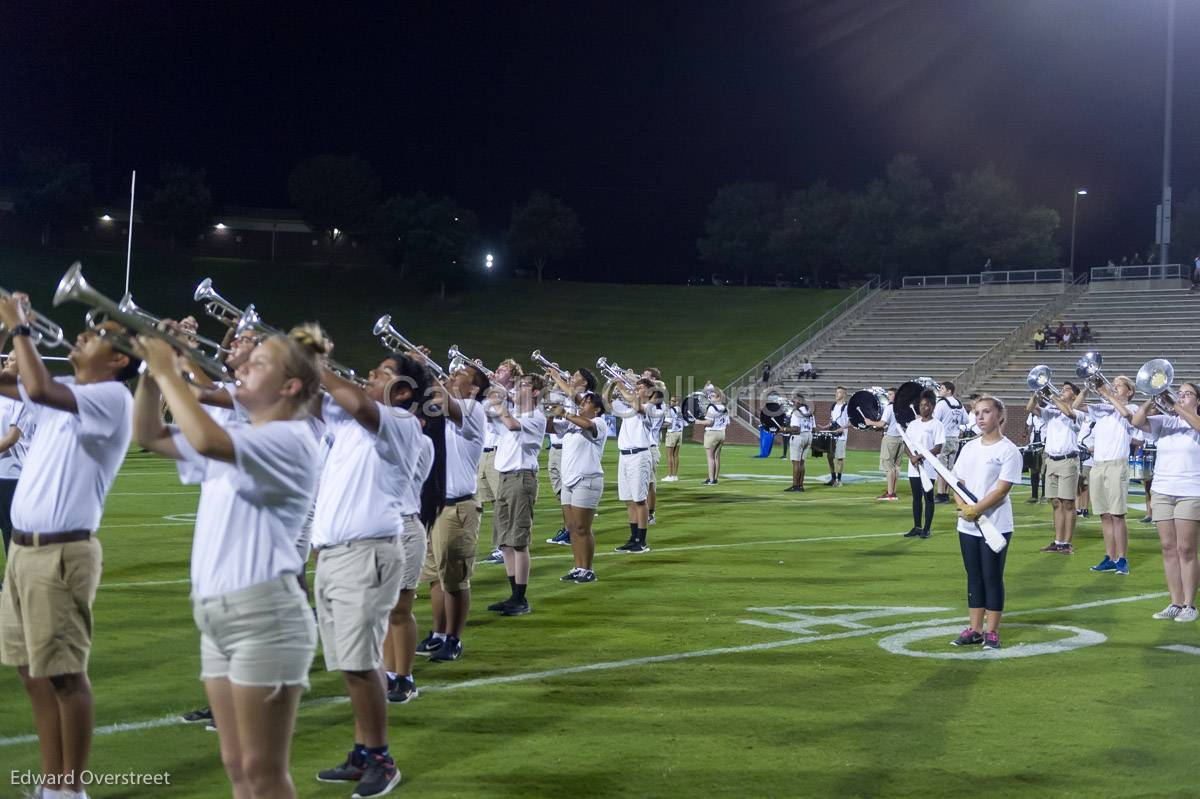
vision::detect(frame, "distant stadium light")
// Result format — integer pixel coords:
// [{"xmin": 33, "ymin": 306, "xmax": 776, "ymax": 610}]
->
[
  {"xmin": 100, "ymin": 214, "xmax": 113, "ymax": 222},
  {"xmin": 1076, "ymin": 188, "xmax": 1088, "ymax": 196},
  {"xmin": 485, "ymin": 253, "xmax": 494, "ymax": 269},
  {"xmin": 215, "ymin": 222, "xmax": 227, "ymax": 230}
]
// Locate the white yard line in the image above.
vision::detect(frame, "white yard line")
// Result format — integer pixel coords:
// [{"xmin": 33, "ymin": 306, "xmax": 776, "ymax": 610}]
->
[{"xmin": 0, "ymin": 591, "xmax": 1167, "ymax": 748}]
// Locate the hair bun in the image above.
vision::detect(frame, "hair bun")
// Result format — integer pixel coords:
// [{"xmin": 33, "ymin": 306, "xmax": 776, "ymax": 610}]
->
[{"xmin": 288, "ymin": 323, "xmax": 332, "ymax": 356}]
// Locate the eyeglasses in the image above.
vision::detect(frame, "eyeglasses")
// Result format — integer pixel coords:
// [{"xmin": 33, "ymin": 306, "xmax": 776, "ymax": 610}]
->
[{"xmin": 1178, "ymin": 390, "xmax": 1197, "ymax": 398}]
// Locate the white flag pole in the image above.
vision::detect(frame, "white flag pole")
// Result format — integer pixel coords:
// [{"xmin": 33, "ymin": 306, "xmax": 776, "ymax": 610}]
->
[{"xmin": 124, "ymin": 170, "xmax": 136, "ymax": 295}]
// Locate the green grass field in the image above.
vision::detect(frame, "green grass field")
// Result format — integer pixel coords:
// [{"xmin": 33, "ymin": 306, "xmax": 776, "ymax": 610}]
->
[
  {"xmin": 0, "ymin": 442, "xmax": 1193, "ymax": 799},
  {"xmin": 3, "ymin": 247, "xmax": 847, "ymax": 389}
]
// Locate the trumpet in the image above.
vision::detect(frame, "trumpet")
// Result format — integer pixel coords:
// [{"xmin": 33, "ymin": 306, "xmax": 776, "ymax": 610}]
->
[
  {"xmin": 120, "ymin": 292, "xmax": 230, "ymax": 358},
  {"xmin": 372, "ymin": 314, "xmax": 449, "ymax": 381},
  {"xmin": 324, "ymin": 359, "xmax": 367, "ymax": 389},
  {"xmin": 233, "ymin": 303, "xmax": 284, "ymax": 339},
  {"xmin": 596, "ymin": 357, "xmax": 636, "ymax": 392},
  {"xmin": 531, "ymin": 350, "xmax": 571, "ymax": 383},
  {"xmin": 54, "ymin": 262, "xmax": 232, "ymax": 382},
  {"xmin": 1026, "ymin": 365, "xmax": 1061, "ymax": 401},
  {"xmin": 1074, "ymin": 350, "xmax": 1113, "ymax": 393},
  {"xmin": 0, "ymin": 286, "xmax": 68, "ymax": 349},
  {"xmin": 1136, "ymin": 358, "xmax": 1177, "ymax": 414},
  {"xmin": 447, "ymin": 345, "xmax": 494, "ymax": 380},
  {"xmin": 194, "ymin": 278, "xmax": 245, "ymax": 328}
]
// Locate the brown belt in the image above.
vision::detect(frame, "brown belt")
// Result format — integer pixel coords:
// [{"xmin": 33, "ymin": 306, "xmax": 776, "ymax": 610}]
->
[{"xmin": 12, "ymin": 530, "xmax": 92, "ymax": 547}]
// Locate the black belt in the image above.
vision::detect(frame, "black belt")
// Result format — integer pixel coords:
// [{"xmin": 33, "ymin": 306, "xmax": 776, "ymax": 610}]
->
[
  {"xmin": 550, "ymin": 444, "xmax": 562, "ymax": 450},
  {"xmin": 446, "ymin": 494, "xmax": 475, "ymax": 505},
  {"xmin": 483, "ymin": 447, "xmax": 496, "ymax": 453},
  {"xmin": 619, "ymin": 447, "xmax": 649, "ymax": 455},
  {"xmin": 13, "ymin": 529, "xmax": 91, "ymax": 547},
  {"xmin": 1047, "ymin": 453, "xmax": 1078, "ymax": 461}
]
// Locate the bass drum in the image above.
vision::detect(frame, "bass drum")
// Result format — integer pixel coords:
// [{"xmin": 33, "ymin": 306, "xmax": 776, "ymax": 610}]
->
[
  {"xmin": 846, "ymin": 387, "xmax": 887, "ymax": 430},
  {"xmin": 759, "ymin": 398, "xmax": 789, "ymax": 432},
  {"xmin": 681, "ymin": 393, "xmax": 707, "ymax": 423}
]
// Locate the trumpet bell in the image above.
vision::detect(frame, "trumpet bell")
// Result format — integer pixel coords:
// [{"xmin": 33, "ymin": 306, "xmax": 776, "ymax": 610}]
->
[
  {"xmin": 53, "ymin": 261, "xmax": 87, "ymax": 307},
  {"xmin": 1026, "ymin": 365, "xmax": 1054, "ymax": 392},
  {"xmin": 373, "ymin": 314, "xmax": 393, "ymax": 338},
  {"xmin": 1136, "ymin": 358, "xmax": 1174, "ymax": 395},
  {"xmin": 193, "ymin": 277, "xmax": 215, "ymax": 302}
]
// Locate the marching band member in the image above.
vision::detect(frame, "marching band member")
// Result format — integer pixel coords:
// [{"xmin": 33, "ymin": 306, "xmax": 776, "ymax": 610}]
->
[
  {"xmin": 1075, "ymin": 418, "xmax": 1095, "ymax": 519},
  {"xmin": 486, "ymin": 374, "xmax": 546, "ymax": 616},
  {"xmin": 1024, "ymin": 407, "xmax": 1047, "ymax": 503},
  {"xmin": 480, "ymin": 360, "xmax": 520, "ymax": 564},
  {"xmin": 0, "ymin": 354, "xmax": 33, "ymax": 560},
  {"xmin": 606, "ymin": 377, "xmax": 659, "ymax": 553},
  {"xmin": 0, "ymin": 295, "xmax": 137, "ymax": 799},
  {"xmin": 548, "ymin": 391, "xmax": 608, "ymax": 582},
  {"xmin": 414, "ymin": 362, "xmax": 488, "ymax": 662},
  {"xmin": 132, "ymin": 327, "xmax": 324, "ymax": 799},
  {"xmin": 933, "ymin": 382, "xmax": 965, "ymax": 503},
  {"xmin": 1029, "ymin": 382, "xmax": 1085, "ymax": 554},
  {"xmin": 903, "ymin": 390, "xmax": 945, "ymax": 538},
  {"xmin": 545, "ymin": 367, "xmax": 598, "ymax": 545},
  {"xmin": 644, "ymin": 380, "xmax": 667, "ymax": 523},
  {"xmin": 663, "ymin": 395, "xmax": 686, "ymax": 482},
  {"xmin": 864, "ymin": 388, "xmax": 902, "ymax": 501},
  {"xmin": 694, "ymin": 387, "xmax": 729, "ymax": 485},
  {"xmin": 1131, "ymin": 382, "xmax": 1200, "ymax": 622},
  {"xmin": 825, "ymin": 386, "xmax": 849, "ymax": 487},
  {"xmin": 308, "ymin": 354, "xmax": 432, "ymax": 796},
  {"xmin": 782, "ymin": 394, "xmax": 814, "ymax": 492},
  {"xmin": 950, "ymin": 396, "xmax": 1021, "ymax": 650}
]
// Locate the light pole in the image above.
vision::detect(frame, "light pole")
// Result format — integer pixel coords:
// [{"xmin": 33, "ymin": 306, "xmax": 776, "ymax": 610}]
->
[{"xmin": 1069, "ymin": 188, "xmax": 1087, "ymax": 276}]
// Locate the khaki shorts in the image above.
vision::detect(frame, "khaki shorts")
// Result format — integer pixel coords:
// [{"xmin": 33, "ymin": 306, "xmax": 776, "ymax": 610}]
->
[
  {"xmin": 1079, "ymin": 464, "xmax": 1092, "ymax": 488},
  {"xmin": 833, "ymin": 436, "xmax": 847, "ymax": 460},
  {"xmin": 397, "ymin": 515, "xmax": 426, "ymax": 591},
  {"xmin": 495, "ymin": 469, "xmax": 539, "ymax": 548},
  {"xmin": 1151, "ymin": 492, "xmax": 1200, "ymax": 522},
  {"xmin": 938, "ymin": 436, "xmax": 960, "ymax": 470},
  {"xmin": 880, "ymin": 435, "xmax": 905, "ymax": 473},
  {"xmin": 562, "ymin": 474, "xmax": 604, "ymax": 510},
  {"xmin": 649, "ymin": 444, "xmax": 661, "ymax": 484},
  {"xmin": 703, "ymin": 429, "xmax": 726, "ymax": 450},
  {"xmin": 789, "ymin": 433, "xmax": 811, "ymax": 462},
  {"xmin": 618, "ymin": 450, "xmax": 653, "ymax": 502},
  {"xmin": 1089, "ymin": 459, "xmax": 1128, "ymax": 516},
  {"xmin": 315, "ymin": 537, "xmax": 404, "ymax": 672},
  {"xmin": 476, "ymin": 449, "xmax": 501, "ymax": 504},
  {"xmin": 192, "ymin": 576, "xmax": 317, "ymax": 688},
  {"xmin": 0, "ymin": 537, "xmax": 102, "ymax": 678},
  {"xmin": 1045, "ymin": 456, "xmax": 1080, "ymax": 501},
  {"xmin": 420, "ymin": 498, "xmax": 481, "ymax": 590},
  {"xmin": 548, "ymin": 446, "xmax": 563, "ymax": 495},
  {"xmin": 664, "ymin": 431, "xmax": 683, "ymax": 448}
]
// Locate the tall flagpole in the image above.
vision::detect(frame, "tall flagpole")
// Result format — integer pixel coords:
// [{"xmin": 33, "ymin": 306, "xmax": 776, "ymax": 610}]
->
[{"xmin": 124, "ymin": 170, "xmax": 136, "ymax": 295}]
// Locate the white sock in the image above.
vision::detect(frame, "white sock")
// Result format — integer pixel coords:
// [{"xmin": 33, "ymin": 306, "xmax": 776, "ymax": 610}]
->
[
  {"xmin": 403, "ymin": 674, "xmax": 413, "ymax": 682},
  {"xmin": 433, "ymin": 632, "xmax": 446, "ymax": 641},
  {"xmin": 386, "ymin": 671, "xmax": 397, "ymax": 681}
]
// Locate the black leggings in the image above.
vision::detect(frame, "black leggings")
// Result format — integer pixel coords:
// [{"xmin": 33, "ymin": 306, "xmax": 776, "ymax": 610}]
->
[
  {"xmin": 0, "ymin": 478, "xmax": 15, "ymax": 555},
  {"xmin": 959, "ymin": 531, "xmax": 1013, "ymax": 611},
  {"xmin": 909, "ymin": 476, "xmax": 934, "ymax": 531}
]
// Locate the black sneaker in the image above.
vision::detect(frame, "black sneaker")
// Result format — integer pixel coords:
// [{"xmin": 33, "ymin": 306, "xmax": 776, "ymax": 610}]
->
[
  {"xmin": 934, "ymin": 494, "xmax": 950, "ymax": 504},
  {"xmin": 624, "ymin": 542, "xmax": 651, "ymax": 554},
  {"xmin": 318, "ymin": 750, "xmax": 366, "ymax": 783},
  {"xmin": 561, "ymin": 568, "xmax": 584, "ymax": 581},
  {"xmin": 918, "ymin": 530, "xmax": 931, "ymax": 539},
  {"xmin": 950, "ymin": 628, "xmax": 984, "ymax": 647},
  {"xmin": 500, "ymin": 598, "xmax": 531, "ymax": 616},
  {"xmin": 903, "ymin": 527, "xmax": 922, "ymax": 538},
  {"xmin": 353, "ymin": 753, "xmax": 402, "ymax": 798},
  {"xmin": 387, "ymin": 676, "xmax": 418, "ymax": 704},
  {"xmin": 414, "ymin": 633, "xmax": 443, "ymax": 656},
  {"xmin": 574, "ymin": 570, "xmax": 597, "ymax": 583},
  {"xmin": 428, "ymin": 637, "xmax": 462, "ymax": 662},
  {"xmin": 487, "ymin": 597, "xmax": 515, "ymax": 611},
  {"xmin": 614, "ymin": 539, "xmax": 639, "ymax": 553},
  {"xmin": 181, "ymin": 707, "xmax": 213, "ymax": 723}
]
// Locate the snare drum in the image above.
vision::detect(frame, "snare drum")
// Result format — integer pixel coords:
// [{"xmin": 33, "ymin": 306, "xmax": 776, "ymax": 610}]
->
[
  {"xmin": 811, "ymin": 431, "xmax": 837, "ymax": 457},
  {"xmin": 1021, "ymin": 440, "xmax": 1045, "ymax": 473}
]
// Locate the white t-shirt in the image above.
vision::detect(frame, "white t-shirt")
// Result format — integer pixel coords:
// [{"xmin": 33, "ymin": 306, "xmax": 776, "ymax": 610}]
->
[
  {"xmin": 645, "ymin": 402, "xmax": 665, "ymax": 443},
  {"xmin": 483, "ymin": 412, "xmax": 505, "ymax": 450},
  {"xmin": 12, "ymin": 379, "xmax": 132, "ymax": 534},
  {"xmin": 953, "ymin": 436, "xmax": 1023, "ymax": 537},
  {"xmin": 561, "ymin": 418, "xmax": 608, "ymax": 487},
  {"xmin": 405, "ymin": 434, "xmax": 435, "ymax": 516},
  {"xmin": 905, "ymin": 417, "xmax": 946, "ymax": 479},
  {"xmin": 934, "ymin": 397, "xmax": 965, "ymax": 439},
  {"xmin": 965, "ymin": 410, "xmax": 981, "ymax": 436},
  {"xmin": 444, "ymin": 398, "xmax": 486, "ymax": 499},
  {"xmin": 1148, "ymin": 415, "xmax": 1200, "ymax": 498},
  {"xmin": 789, "ymin": 407, "xmax": 814, "ymax": 435},
  {"xmin": 312, "ymin": 395, "xmax": 426, "ymax": 547},
  {"xmin": 613, "ymin": 400, "xmax": 654, "ymax": 450},
  {"xmin": 494, "ymin": 409, "xmax": 546, "ymax": 473},
  {"xmin": 706, "ymin": 403, "xmax": 730, "ymax": 432},
  {"xmin": 1041, "ymin": 406, "xmax": 1082, "ymax": 457},
  {"xmin": 830, "ymin": 401, "xmax": 849, "ymax": 436},
  {"xmin": 1026, "ymin": 412, "xmax": 1045, "ymax": 440},
  {"xmin": 0, "ymin": 394, "xmax": 34, "ymax": 480},
  {"xmin": 1088, "ymin": 403, "xmax": 1136, "ymax": 463},
  {"xmin": 666, "ymin": 406, "xmax": 685, "ymax": 434},
  {"xmin": 173, "ymin": 419, "xmax": 318, "ymax": 598},
  {"xmin": 881, "ymin": 404, "xmax": 902, "ymax": 437},
  {"xmin": 224, "ymin": 381, "xmax": 251, "ymax": 424}
]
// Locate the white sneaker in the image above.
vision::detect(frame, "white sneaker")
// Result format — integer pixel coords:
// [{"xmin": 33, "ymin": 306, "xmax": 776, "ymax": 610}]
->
[
  {"xmin": 647, "ymin": 515, "xmax": 656, "ymax": 526},
  {"xmin": 1174, "ymin": 606, "xmax": 1199, "ymax": 622},
  {"xmin": 1153, "ymin": 604, "xmax": 1183, "ymax": 620}
]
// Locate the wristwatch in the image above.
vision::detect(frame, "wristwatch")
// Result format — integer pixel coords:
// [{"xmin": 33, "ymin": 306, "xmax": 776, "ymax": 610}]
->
[{"xmin": 10, "ymin": 324, "xmax": 32, "ymax": 338}]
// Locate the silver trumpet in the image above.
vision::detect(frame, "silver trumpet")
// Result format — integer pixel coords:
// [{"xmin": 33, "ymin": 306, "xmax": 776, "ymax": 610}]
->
[
  {"xmin": 194, "ymin": 278, "xmax": 245, "ymax": 328},
  {"xmin": 0, "ymin": 286, "xmax": 68, "ymax": 349},
  {"xmin": 233, "ymin": 303, "xmax": 284, "ymax": 339},
  {"xmin": 120, "ymin": 292, "xmax": 230, "ymax": 358},
  {"xmin": 372, "ymin": 315, "xmax": 448, "ymax": 381},
  {"xmin": 1136, "ymin": 358, "xmax": 1177, "ymax": 414},
  {"xmin": 531, "ymin": 349, "xmax": 571, "ymax": 383},
  {"xmin": 54, "ymin": 262, "xmax": 231, "ymax": 381},
  {"xmin": 596, "ymin": 357, "xmax": 636, "ymax": 391},
  {"xmin": 1074, "ymin": 351, "xmax": 1113, "ymax": 392},
  {"xmin": 447, "ymin": 345, "xmax": 495, "ymax": 380},
  {"xmin": 1026, "ymin": 364, "xmax": 1061, "ymax": 400}
]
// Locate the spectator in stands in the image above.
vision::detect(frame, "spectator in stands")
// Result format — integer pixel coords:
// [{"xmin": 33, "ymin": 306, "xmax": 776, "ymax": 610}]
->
[
  {"xmin": 798, "ymin": 356, "xmax": 816, "ymax": 380},
  {"xmin": 1133, "ymin": 252, "xmax": 1144, "ymax": 265},
  {"xmin": 1080, "ymin": 322, "xmax": 1092, "ymax": 343},
  {"xmin": 761, "ymin": 361, "xmax": 771, "ymax": 384},
  {"xmin": 1033, "ymin": 329, "xmax": 1046, "ymax": 351},
  {"xmin": 1071, "ymin": 322, "xmax": 1081, "ymax": 343},
  {"xmin": 1191, "ymin": 255, "xmax": 1200, "ymax": 290}
]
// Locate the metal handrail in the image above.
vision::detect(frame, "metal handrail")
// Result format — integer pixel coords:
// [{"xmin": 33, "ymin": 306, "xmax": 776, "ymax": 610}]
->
[
  {"xmin": 980, "ymin": 268, "xmax": 1066, "ymax": 285},
  {"xmin": 1090, "ymin": 263, "xmax": 1182, "ymax": 282},
  {"xmin": 901, "ymin": 274, "xmax": 981, "ymax": 288},
  {"xmin": 723, "ymin": 277, "xmax": 886, "ymax": 429}
]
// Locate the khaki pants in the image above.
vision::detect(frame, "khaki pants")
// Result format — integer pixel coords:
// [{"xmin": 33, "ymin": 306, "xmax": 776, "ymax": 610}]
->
[
  {"xmin": 1045, "ymin": 456, "xmax": 1080, "ymax": 500},
  {"xmin": 476, "ymin": 449, "xmax": 501, "ymax": 504},
  {"xmin": 0, "ymin": 537, "xmax": 102, "ymax": 678},
  {"xmin": 315, "ymin": 537, "xmax": 404, "ymax": 672},
  {"xmin": 880, "ymin": 435, "xmax": 905, "ymax": 474},
  {"xmin": 548, "ymin": 446, "xmax": 563, "ymax": 495},
  {"xmin": 1090, "ymin": 459, "xmax": 1128, "ymax": 516},
  {"xmin": 421, "ymin": 498, "xmax": 481, "ymax": 591},
  {"xmin": 495, "ymin": 469, "xmax": 539, "ymax": 548}
]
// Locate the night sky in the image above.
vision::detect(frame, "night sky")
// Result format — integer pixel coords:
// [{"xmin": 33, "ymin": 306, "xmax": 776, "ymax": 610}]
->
[{"xmin": 2, "ymin": 0, "xmax": 1197, "ymax": 280}]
